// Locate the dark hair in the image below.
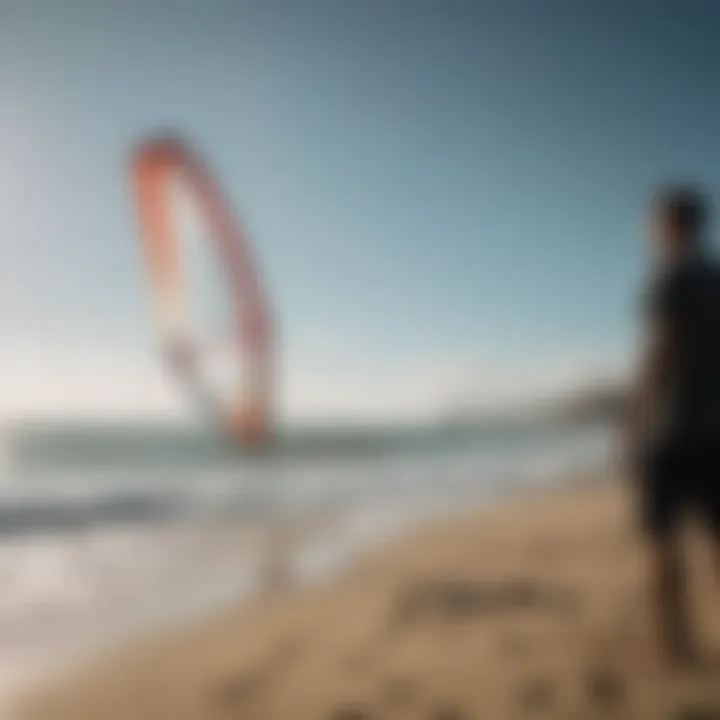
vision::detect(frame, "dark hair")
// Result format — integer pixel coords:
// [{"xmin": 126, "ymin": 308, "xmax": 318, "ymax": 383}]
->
[{"xmin": 655, "ymin": 185, "xmax": 710, "ymax": 242}]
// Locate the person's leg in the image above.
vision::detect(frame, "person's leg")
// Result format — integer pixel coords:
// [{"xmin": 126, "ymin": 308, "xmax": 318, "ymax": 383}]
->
[
  {"xmin": 642, "ymin": 447, "xmax": 695, "ymax": 664},
  {"xmin": 711, "ymin": 517, "xmax": 720, "ymax": 589},
  {"xmin": 700, "ymin": 451, "xmax": 720, "ymax": 588},
  {"xmin": 650, "ymin": 532, "xmax": 695, "ymax": 663}
]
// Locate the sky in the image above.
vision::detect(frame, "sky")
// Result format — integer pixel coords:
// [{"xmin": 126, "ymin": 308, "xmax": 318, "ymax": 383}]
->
[{"xmin": 2, "ymin": 0, "xmax": 720, "ymax": 421}]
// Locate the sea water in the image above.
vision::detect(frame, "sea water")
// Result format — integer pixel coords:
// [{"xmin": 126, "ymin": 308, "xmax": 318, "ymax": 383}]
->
[{"xmin": 0, "ymin": 419, "xmax": 612, "ymax": 705}]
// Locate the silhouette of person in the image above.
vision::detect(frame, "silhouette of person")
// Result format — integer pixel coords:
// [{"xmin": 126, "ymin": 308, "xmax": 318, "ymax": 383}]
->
[{"xmin": 628, "ymin": 186, "xmax": 720, "ymax": 664}]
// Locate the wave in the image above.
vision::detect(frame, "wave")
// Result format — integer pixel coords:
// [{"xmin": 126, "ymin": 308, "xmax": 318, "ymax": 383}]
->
[{"xmin": 8, "ymin": 418, "xmax": 610, "ymax": 470}]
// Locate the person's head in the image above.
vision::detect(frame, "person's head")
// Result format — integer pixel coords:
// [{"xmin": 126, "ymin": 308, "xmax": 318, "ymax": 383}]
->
[{"xmin": 650, "ymin": 186, "xmax": 710, "ymax": 266}]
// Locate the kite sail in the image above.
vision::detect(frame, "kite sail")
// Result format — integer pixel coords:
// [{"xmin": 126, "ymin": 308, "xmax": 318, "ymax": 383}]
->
[{"xmin": 131, "ymin": 135, "xmax": 274, "ymax": 447}]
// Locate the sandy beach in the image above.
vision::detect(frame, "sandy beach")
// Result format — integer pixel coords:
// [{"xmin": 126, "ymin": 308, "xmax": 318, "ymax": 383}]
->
[{"xmin": 13, "ymin": 476, "xmax": 720, "ymax": 719}]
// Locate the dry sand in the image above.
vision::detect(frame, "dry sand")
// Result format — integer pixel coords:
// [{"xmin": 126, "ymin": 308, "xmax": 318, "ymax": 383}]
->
[{"xmin": 14, "ymin": 478, "xmax": 720, "ymax": 719}]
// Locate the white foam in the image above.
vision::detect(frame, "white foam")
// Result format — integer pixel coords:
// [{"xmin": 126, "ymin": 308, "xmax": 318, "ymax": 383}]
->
[{"xmin": 0, "ymin": 425, "xmax": 612, "ymax": 711}]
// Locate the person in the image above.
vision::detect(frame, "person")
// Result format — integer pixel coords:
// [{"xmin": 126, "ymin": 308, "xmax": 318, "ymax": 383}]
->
[{"xmin": 627, "ymin": 186, "xmax": 720, "ymax": 665}]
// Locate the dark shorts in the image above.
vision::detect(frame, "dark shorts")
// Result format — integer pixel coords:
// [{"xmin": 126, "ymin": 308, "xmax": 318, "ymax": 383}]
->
[{"xmin": 640, "ymin": 442, "xmax": 720, "ymax": 540}]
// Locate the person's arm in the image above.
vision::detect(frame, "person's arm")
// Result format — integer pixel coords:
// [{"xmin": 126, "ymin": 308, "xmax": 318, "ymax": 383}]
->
[
  {"xmin": 623, "ymin": 272, "xmax": 680, "ymax": 471},
  {"xmin": 625, "ymin": 318, "xmax": 673, "ymax": 454}
]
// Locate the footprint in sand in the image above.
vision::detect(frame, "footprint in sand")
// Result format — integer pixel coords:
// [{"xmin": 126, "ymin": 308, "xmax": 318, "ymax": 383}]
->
[
  {"xmin": 212, "ymin": 670, "xmax": 266, "ymax": 709},
  {"xmin": 586, "ymin": 668, "xmax": 625, "ymax": 710},
  {"xmin": 392, "ymin": 578, "xmax": 579, "ymax": 631},
  {"xmin": 213, "ymin": 640, "xmax": 300, "ymax": 711}
]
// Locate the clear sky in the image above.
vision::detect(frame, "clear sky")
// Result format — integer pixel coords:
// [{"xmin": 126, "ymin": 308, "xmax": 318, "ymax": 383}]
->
[{"xmin": 3, "ymin": 0, "xmax": 720, "ymax": 421}]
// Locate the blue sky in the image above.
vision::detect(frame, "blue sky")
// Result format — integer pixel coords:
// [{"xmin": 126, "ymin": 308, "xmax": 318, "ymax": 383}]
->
[{"xmin": 3, "ymin": 0, "xmax": 720, "ymax": 420}]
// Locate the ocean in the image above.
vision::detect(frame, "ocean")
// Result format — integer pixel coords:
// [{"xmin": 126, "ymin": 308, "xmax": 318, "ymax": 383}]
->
[{"xmin": 0, "ymin": 419, "xmax": 612, "ymax": 703}]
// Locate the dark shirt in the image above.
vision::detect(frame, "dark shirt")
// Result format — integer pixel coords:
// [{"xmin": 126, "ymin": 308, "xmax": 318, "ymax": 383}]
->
[{"xmin": 647, "ymin": 253, "xmax": 720, "ymax": 444}]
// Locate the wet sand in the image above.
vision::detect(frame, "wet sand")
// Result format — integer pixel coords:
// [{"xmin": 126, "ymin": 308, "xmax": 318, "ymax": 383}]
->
[{"xmin": 15, "ymin": 477, "xmax": 720, "ymax": 719}]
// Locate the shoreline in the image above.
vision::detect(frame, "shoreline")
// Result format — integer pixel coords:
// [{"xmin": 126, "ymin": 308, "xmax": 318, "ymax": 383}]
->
[
  {"xmin": 2, "ymin": 465, "xmax": 603, "ymax": 718},
  {"xmin": 5, "ymin": 476, "xmax": 618, "ymax": 716},
  {"xmin": 16, "ymin": 471, "xmax": 720, "ymax": 718}
]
